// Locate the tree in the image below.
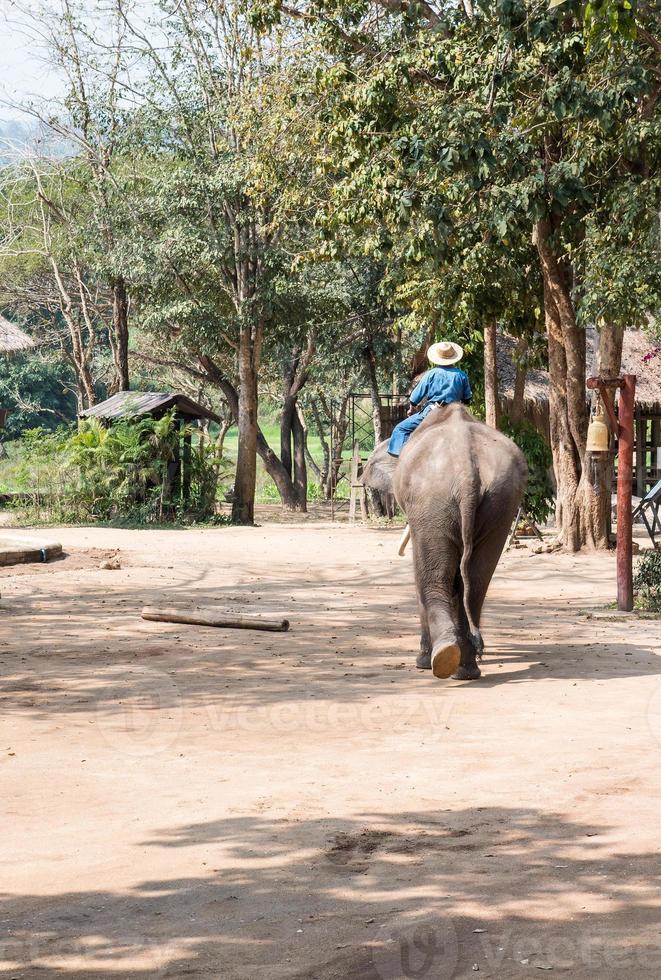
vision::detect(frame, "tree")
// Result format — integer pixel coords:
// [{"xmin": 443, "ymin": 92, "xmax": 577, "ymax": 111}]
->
[
  {"xmin": 0, "ymin": 352, "xmax": 77, "ymax": 437},
  {"xmin": 0, "ymin": 160, "xmax": 114, "ymax": 409},
  {"xmin": 260, "ymin": 0, "xmax": 660, "ymax": 549},
  {"xmin": 88, "ymin": 0, "xmax": 331, "ymax": 522},
  {"xmin": 9, "ymin": 0, "xmax": 137, "ymax": 392}
]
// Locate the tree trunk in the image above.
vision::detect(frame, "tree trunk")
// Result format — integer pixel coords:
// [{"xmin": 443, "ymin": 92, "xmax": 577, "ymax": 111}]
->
[
  {"xmin": 363, "ymin": 345, "xmax": 382, "ymax": 445},
  {"xmin": 61, "ymin": 320, "xmax": 95, "ymax": 410},
  {"xmin": 587, "ymin": 323, "xmax": 625, "ymax": 545},
  {"xmin": 292, "ymin": 406, "xmax": 308, "ymax": 509},
  {"xmin": 255, "ymin": 428, "xmax": 304, "ymax": 509},
  {"xmin": 300, "ymin": 406, "xmax": 321, "ymax": 481},
  {"xmin": 535, "ymin": 219, "xmax": 610, "ymax": 551},
  {"xmin": 216, "ymin": 418, "xmax": 232, "ymax": 459},
  {"xmin": 272, "ymin": 342, "xmax": 313, "ymax": 510},
  {"xmin": 280, "ymin": 346, "xmax": 298, "ymax": 480},
  {"xmin": 112, "ymin": 278, "xmax": 130, "ymax": 392},
  {"xmin": 232, "ymin": 328, "xmax": 259, "ymax": 525},
  {"xmin": 510, "ymin": 337, "xmax": 528, "ymax": 426},
  {"xmin": 200, "ymin": 351, "xmax": 307, "ymax": 514},
  {"xmin": 484, "ymin": 319, "xmax": 500, "ymax": 429},
  {"xmin": 326, "ymin": 395, "xmax": 350, "ymax": 499},
  {"xmin": 280, "ymin": 397, "xmax": 295, "ymax": 480},
  {"xmin": 545, "ymin": 277, "xmax": 580, "ymax": 543},
  {"xmin": 310, "ymin": 398, "xmax": 331, "ymax": 495}
]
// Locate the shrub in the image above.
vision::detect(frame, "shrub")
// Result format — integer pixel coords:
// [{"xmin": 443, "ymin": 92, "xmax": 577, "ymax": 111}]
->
[
  {"xmin": 500, "ymin": 417, "xmax": 555, "ymax": 526},
  {"xmin": 633, "ymin": 549, "xmax": 661, "ymax": 612},
  {"xmin": 5, "ymin": 412, "xmax": 228, "ymax": 524}
]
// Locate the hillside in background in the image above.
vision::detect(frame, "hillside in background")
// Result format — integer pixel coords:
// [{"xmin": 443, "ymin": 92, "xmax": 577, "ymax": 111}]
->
[
  {"xmin": 0, "ymin": 118, "xmax": 32, "ymax": 162},
  {"xmin": 0, "ymin": 117, "xmax": 69, "ymax": 164}
]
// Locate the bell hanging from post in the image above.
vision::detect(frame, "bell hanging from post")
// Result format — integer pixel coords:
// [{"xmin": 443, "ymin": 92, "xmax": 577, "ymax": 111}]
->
[{"xmin": 586, "ymin": 406, "xmax": 610, "ymax": 453}]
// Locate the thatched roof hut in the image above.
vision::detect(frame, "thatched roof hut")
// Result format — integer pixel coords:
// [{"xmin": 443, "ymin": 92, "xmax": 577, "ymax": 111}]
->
[
  {"xmin": 613, "ymin": 329, "xmax": 661, "ymax": 413},
  {"xmin": 498, "ymin": 327, "xmax": 661, "ymax": 417},
  {"xmin": 498, "ymin": 326, "xmax": 661, "ymax": 496},
  {"xmin": 0, "ymin": 315, "xmax": 34, "ymax": 357}
]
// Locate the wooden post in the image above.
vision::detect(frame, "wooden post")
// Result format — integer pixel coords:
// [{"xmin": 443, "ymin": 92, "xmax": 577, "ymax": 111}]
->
[
  {"xmin": 349, "ymin": 440, "xmax": 361, "ymax": 523},
  {"xmin": 182, "ymin": 429, "xmax": 192, "ymax": 502},
  {"xmin": 653, "ymin": 419, "xmax": 660, "ymax": 480},
  {"xmin": 359, "ymin": 484, "xmax": 368, "ymax": 521},
  {"xmin": 617, "ymin": 375, "xmax": 636, "ymax": 612},
  {"xmin": 635, "ymin": 416, "xmax": 646, "ymax": 499},
  {"xmin": 587, "ymin": 374, "xmax": 637, "ymax": 613},
  {"xmin": 172, "ymin": 417, "xmax": 182, "ymax": 501}
]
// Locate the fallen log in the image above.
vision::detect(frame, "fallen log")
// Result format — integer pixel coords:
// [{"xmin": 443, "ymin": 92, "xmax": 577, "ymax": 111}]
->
[{"xmin": 141, "ymin": 606, "xmax": 290, "ymax": 632}]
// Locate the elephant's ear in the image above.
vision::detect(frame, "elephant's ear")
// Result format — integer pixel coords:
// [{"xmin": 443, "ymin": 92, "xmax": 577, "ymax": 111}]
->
[{"xmin": 362, "ymin": 440, "xmax": 398, "ymax": 495}]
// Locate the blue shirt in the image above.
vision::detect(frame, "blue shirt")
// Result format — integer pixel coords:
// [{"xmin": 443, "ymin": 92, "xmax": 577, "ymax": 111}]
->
[{"xmin": 410, "ymin": 366, "xmax": 472, "ymax": 408}]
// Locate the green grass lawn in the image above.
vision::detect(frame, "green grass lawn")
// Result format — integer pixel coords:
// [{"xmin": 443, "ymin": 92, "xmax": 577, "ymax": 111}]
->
[
  {"xmin": 222, "ymin": 422, "xmax": 356, "ymax": 501},
  {"xmin": 222, "ymin": 423, "xmax": 327, "ymax": 466}
]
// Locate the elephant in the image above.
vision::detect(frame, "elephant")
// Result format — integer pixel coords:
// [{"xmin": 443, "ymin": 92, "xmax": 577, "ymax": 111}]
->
[
  {"xmin": 365, "ymin": 404, "xmax": 527, "ymax": 680},
  {"xmin": 361, "ymin": 442, "xmax": 399, "ymax": 517}
]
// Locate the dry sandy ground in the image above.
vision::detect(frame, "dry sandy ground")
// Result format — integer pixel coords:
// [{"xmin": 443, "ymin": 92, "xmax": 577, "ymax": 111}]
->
[{"xmin": 1, "ymin": 522, "xmax": 660, "ymax": 980}]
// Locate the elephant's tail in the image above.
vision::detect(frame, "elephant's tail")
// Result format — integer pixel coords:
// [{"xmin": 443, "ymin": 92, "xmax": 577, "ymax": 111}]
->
[{"xmin": 459, "ymin": 488, "xmax": 484, "ymax": 659}]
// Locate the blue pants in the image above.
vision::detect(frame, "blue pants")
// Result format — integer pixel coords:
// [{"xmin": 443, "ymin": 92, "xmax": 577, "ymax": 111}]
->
[{"xmin": 388, "ymin": 404, "xmax": 436, "ymax": 456}]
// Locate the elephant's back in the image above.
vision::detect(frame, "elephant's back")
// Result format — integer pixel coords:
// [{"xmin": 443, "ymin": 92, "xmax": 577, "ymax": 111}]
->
[{"xmin": 394, "ymin": 407, "xmax": 527, "ymax": 512}]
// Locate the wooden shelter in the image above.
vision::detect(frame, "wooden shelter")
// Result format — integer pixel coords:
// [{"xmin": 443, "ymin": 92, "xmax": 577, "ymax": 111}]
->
[
  {"xmin": 498, "ymin": 327, "xmax": 661, "ymax": 498},
  {"xmin": 80, "ymin": 391, "xmax": 220, "ymax": 502}
]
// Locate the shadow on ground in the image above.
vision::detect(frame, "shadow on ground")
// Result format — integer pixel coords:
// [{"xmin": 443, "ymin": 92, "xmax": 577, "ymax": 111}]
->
[
  {"xmin": 2, "ymin": 807, "xmax": 661, "ymax": 979},
  {"xmin": 0, "ymin": 550, "xmax": 659, "ymax": 723}
]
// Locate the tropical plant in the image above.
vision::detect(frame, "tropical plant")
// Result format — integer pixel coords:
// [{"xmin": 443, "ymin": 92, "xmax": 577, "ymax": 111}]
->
[
  {"xmin": 6, "ymin": 412, "xmax": 226, "ymax": 524},
  {"xmin": 501, "ymin": 417, "xmax": 555, "ymax": 526},
  {"xmin": 633, "ymin": 549, "xmax": 661, "ymax": 612}
]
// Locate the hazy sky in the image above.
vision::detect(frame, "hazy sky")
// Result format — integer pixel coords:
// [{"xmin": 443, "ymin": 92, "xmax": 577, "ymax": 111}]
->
[{"xmin": 0, "ymin": 2, "xmax": 64, "ymax": 116}]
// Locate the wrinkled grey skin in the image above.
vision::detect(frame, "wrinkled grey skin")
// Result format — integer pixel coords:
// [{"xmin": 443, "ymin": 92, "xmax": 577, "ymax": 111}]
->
[
  {"xmin": 370, "ymin": 405, "xmax": 527, "ymax": 680},
  {"xmin": 361, "ymin": 440, "xmax": 399, "ymax": 517}
]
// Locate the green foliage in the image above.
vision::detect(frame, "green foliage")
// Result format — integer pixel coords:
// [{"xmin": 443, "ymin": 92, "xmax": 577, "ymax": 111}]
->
[
  {"xmin": 501, "ymin": 417, "xmax": 555, "ymax": 526},
  {"xmin": 283, "ymin": 0, "xmax": 659, "ymax": 346},
  {"xmin": 1, "ymin": 426, "xmax": 67, "ymax": 500},
  {"xmin": 3, "ymin": 0, "xmax": 658, "ymax": 519},
  {"xmin": 633, "ymin": 549, "xmax": 661, "ymax": 612},
  {"xmin": 581, "ymin": 0, "xmax": 639, "ymax": 43},
  {"xmin": 0, "ymin": 355, "xmax": 77, "ymax": 437},
  {"xmin": 67, "ymin": 415, "xmax": 180, "ymax": 521},
  {"xmin": 5, "ymin": 412, "xmax": 228, "ymax": 524}
]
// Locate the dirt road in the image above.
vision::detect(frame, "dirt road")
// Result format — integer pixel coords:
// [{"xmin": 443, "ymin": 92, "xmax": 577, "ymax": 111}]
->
[{"xmin": 1, "ymin": 523, "xmax": 660, "ymax": 978}]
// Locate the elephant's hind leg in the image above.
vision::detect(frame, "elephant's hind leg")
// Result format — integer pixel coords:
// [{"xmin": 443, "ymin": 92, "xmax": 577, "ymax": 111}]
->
[
  {"xmin": 411, "ymin": 533, "xmax": 463, "ymax": 680},
  {"xmin": 416, "ymin": 602, "xmax": 432, "ymax": 670},
  {"xmin": 452, "ymin": 573, "xmax": 482, "ymax": 680},
  {"xmin": 431, "ymin": 641, "xmax": 462, "ymax": 679},
  {"xmin": 426, "ymin": 589, "xmax": 462, "ymax": 679},
  {"xmin": 454, "ymin": 514, "xmax": 515, "ymax": 678},
  {"xmin": 452, "ymin": 645, "xmax": 482, "ymax": 680}
]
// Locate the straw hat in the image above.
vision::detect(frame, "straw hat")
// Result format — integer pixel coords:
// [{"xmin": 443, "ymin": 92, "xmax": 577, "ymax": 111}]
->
[{"xmin": 427, "ymin": 340, "xmax": 464, "ymax": 366}]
